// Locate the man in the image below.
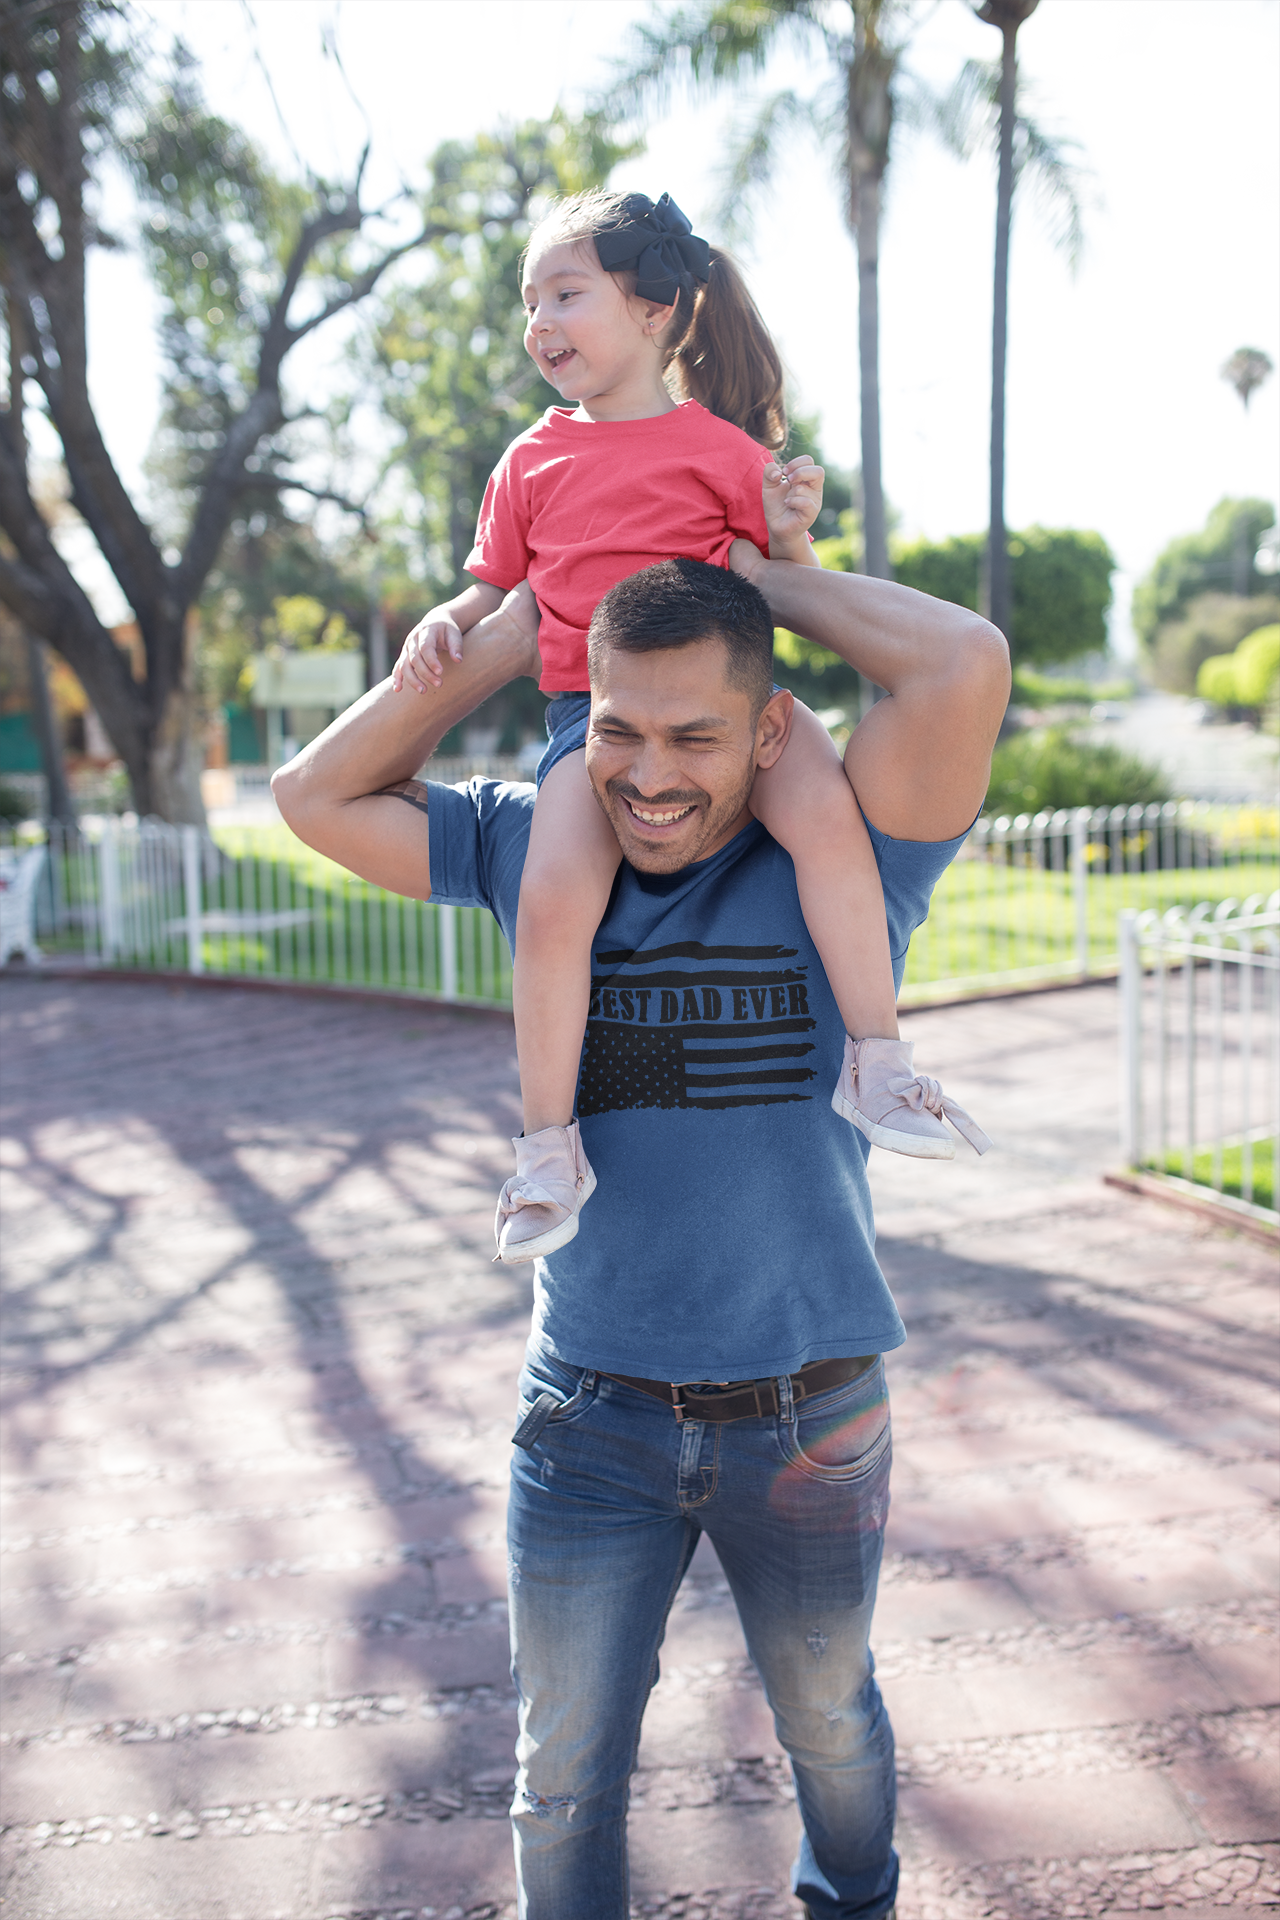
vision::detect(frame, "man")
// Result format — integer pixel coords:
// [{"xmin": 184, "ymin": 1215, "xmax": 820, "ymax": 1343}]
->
[{"xmin": 274, "ymin": 541, "xmax": 1009, "ymax": 1920}]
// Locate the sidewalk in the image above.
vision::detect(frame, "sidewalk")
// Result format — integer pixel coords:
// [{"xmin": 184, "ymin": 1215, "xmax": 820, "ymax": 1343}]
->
[{"xmin": 1, "ymin": 974, "xmax": 1275, "ymax": 1920}]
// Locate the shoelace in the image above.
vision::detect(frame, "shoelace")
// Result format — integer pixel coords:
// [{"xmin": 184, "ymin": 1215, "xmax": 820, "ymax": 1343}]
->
[{"xmin": 882, "ymin": 1072, "xmax": 993, "ymax": 1156}]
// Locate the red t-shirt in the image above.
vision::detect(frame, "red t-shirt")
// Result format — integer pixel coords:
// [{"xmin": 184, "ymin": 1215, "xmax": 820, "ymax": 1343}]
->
[{"xmin": 465, "ymin": 400, "xmax": 773, "ymax": 692}]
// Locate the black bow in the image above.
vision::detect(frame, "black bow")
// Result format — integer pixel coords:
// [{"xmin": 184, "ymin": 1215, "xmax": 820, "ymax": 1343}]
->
[{"xmin": 594, "ymin": 193, "xmax": 711, "ymax": 305}]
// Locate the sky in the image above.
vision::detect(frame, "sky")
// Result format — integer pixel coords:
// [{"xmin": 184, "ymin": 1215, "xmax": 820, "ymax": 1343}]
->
[{"xmin": 78, "ymin": 0, "xmax": 1280, "ymax": 653}]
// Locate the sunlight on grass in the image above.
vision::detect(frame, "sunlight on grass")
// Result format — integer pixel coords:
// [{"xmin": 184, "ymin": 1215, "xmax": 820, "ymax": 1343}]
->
[
  {"xmin": 900, "ymin": 859, "xmax": 1277, "ymax": 999},
  {"xmin": 1147, "ymin": 1139, "xmax": 1276, "ymax": 1212}
]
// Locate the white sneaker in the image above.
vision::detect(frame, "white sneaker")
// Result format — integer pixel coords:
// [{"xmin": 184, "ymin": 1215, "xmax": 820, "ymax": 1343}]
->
[
  {"xmin": 832, "ymin": 1036, "xmax": 991, "ymax": 1159},
  {"xmin": 494, "ymin": 1120, "xmax": 597, "ymax": 1263}
]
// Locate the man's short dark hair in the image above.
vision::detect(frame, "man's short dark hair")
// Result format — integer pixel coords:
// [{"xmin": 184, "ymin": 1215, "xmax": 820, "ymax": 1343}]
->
[{"xmin": 587, "ymin": 558, "xmax": 774, "ymax": 716}]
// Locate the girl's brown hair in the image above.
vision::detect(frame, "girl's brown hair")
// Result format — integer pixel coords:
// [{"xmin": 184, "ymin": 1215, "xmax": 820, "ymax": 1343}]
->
[{"xmin": 525, "ymin": 191, "xmax": 788, "ymax": 452}]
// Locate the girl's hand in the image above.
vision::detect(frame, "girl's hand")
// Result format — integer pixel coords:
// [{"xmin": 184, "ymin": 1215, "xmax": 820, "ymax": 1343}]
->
[
  {"xmin": 393, "ymin": 608, "xmax": 465, "ymax": 693},
  {"xmin": 763, "ymin": 455, "xmax": 825, "ymax": 566}
]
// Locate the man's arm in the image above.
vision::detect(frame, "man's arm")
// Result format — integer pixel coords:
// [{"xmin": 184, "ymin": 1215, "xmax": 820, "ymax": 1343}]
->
[
  {"xmin": 272, "ymin": 584, "xmax": 540, "ymax": 898},
  {"xmin": 732, "ymin": 542, "xmax": 1010, "ymax": 842}
]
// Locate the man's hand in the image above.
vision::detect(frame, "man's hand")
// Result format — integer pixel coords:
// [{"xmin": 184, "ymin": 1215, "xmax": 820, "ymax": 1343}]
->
[
  {"xmin": 486, "ymin": 579, "xmax": 542, "ymax": 665},
  {"xmin": 393, "ymin": 606, "xmax": 464, "ymax": 693},
  {"xmin": 762, "ymin": 456, "xmax": 824, "ymax": 567},
  {"xmin": 729, "ymin": 536, "xmax": 767, "ymax": 586}
]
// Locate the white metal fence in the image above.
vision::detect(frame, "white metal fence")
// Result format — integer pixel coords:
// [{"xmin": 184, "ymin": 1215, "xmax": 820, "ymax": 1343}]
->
[
  {"xmin": 906, "ymin": 800, "xmax": 1278, "ymax": 999},
  {"xmin": 10, "ymin": 816, "xmax": 511, "ymax": 1004},
  {"xmin": 2, "ymin": 799, "xmax": 1277, "ymax": 1012},
  {"xmin": 1119, "ymin": 899, "xmax": 1280, "ymax": 1221}
]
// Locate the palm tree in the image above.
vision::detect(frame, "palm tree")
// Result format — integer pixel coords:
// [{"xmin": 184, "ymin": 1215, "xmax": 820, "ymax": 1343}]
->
[
  {"xmin": 608, "ymin": 1, "xmax": 919, "ymax": 581},
  {"xmin": 932, "ymin": 6, "xmax": 1085, "ymax": 649},
  {"xmin": 978, "ymin": 0, "xmax": 1039, "ymax": 644}
]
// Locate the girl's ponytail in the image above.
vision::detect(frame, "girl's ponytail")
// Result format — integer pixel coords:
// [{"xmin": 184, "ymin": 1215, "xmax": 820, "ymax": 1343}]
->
[
  {"xmin": 664, "ymin": 247, "xmax": 787, "ymax": 452},
  {"xmin": 525, "ymin": 191, "xmax": 788, "ymax": 453}
]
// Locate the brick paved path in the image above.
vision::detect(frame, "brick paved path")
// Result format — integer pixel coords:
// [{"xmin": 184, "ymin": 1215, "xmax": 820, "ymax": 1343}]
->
[{"xmin": 1, "ymin": 975, "xmax": 1275, "ymax": 1920}]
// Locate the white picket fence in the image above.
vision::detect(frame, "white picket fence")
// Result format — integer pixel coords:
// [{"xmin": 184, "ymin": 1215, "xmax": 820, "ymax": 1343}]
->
[
  {"xmin": 3, "ymin": 799, "xmax": 1277, "ymax": 1009},
  {"xmin": 1119, "ymin": 899, "xmax": 1279, "ymax": 1222}
]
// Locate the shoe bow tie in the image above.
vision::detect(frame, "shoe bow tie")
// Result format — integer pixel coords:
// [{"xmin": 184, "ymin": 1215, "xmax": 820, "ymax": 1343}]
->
[{"xmin": 885, "ymin": 1073, "xmax": 993, "ymax": 1155}]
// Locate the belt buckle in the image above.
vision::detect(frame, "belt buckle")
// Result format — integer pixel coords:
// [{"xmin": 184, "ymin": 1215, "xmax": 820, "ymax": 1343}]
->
[{"xmin": 669, "ymin": 1383, "xmax": 685, "ymax": 1424}]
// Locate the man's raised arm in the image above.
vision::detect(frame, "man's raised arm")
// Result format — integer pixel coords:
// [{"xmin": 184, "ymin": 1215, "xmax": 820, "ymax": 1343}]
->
[
  {"xmin": 272, "ymin": 585, "xmax": 540, "ymax": 898},
  {"xmin": 732, "ymin": 543, "xmax": 1011, "ymax": 843}
]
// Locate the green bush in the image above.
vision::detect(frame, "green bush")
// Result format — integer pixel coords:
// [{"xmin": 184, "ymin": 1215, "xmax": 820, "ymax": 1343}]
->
[
  {"xmin": 891, "ymin": 525, "xmax": 1115, "ymax": 669},
  {"xmin": 1132, "ymin": 497, "xmax": 1276, "ymax": 648},
  {"xmin": 1012, "ymin": 666, "xmax": 1133, "ymax": 708},
  {"xmin": 1196, "ymin": 623, "xmax": 1280, "ymax": 714},
  {"xmin": 984, "ymin": 728, "xmax": 1170, "ymax": 816},
  {"xmin": 1150, "ymin": 591, "xmax": 1280, "ymax": 694}
]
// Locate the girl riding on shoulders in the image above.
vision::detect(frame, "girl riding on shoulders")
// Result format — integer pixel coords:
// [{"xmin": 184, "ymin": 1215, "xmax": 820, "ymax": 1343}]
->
[{"xmin": 393, "ymin": 190, "xmax": 989, "ymax": 1262}]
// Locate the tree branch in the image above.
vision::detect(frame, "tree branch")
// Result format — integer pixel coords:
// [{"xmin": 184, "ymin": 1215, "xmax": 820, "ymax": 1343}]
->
[
  {"xmin": 0, "ymin": 27, "xmax": 170, "ymax": 622},
  {"xmin": 178, "ymin": 192, "xmax": 441, "ymax": 600},
  {"xmin": 284, "ymin": 224, "xmax": 445, "ymax": 350},
  {"xmin": 239, "ymin": 473, "xmax": 370, "ymax": 521},
  {"xmin": 0, "ymin": 417, "xmax": 143, "ymax": 750}
]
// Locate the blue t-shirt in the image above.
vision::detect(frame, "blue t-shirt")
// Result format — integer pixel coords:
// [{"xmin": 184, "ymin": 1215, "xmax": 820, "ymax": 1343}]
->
[{"xmin": 427, "ymin": 778, "xmax": 967, "ymax": 1382}]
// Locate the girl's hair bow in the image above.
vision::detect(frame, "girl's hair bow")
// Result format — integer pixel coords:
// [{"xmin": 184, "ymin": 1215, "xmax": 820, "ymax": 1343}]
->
[{"xmin": 594, "ymin": 193, "xmax": 711, "ymax": 305}]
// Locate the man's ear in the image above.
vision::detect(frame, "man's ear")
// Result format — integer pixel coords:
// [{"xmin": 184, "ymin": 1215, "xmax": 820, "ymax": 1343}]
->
[{"xmin": 754, "ymin": 687, "xmax": 793, "ymax": 771}]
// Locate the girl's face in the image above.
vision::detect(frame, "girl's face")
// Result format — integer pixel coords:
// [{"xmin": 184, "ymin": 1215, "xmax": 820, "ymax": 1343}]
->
[{"xmin": 521, "ymin": 239, "xmax": 676, "ymax": 419}]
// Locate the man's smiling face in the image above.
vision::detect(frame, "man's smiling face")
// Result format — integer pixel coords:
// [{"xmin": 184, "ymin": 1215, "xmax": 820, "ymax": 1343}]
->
[{"xmin": 585, "ymin": 637, "xmax": 791, "ymax": 874}]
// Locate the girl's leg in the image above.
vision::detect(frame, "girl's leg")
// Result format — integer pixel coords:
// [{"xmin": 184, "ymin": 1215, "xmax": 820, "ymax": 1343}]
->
[
  {"xmin": 749, "ymin": 700, "xmax": 898, "ymax": 1043},
  {"xmin": 751, "ymin": 702, "xmax": 991, "ymax": 1159},
  {"xmin": 514, "ymin": 749, "xmax": 622, "ymax": 1134},
  {"xmin": 497, "ymin": 752, "xmax": 621, "ymax": 1261}
]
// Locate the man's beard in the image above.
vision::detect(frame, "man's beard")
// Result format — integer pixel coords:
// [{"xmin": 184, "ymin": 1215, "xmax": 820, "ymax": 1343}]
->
[{"xmin": 595, "ymin": 763, "xmax": 756, "ymax": 873}]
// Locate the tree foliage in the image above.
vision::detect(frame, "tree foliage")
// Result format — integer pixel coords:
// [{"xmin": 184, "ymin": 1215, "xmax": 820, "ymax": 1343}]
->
[
  {"xmin": 929, "ymin": 45, "xmax": 1086, "ymax": 267},
  {"xmin": 1147, "ymin": 591, "xmax": 1280, "ymax": 697},
  {"xmin": 890, "ymin": 525, "xmax": 1114, "ymax": 668},
  {"xmin": 1194, "ymin": 621, "xmax": 1280, "ymax": 720},
  {"xmin": 773, "ymin": 519, "xmax": 1113, "ymax": 710},
  {"xmin": 0, "ymin": 1, "xmax": 446, "ymax": 821},
  {"xmin": 1131, "ymin": 497, "xmax": 1277, "ymax": 653}
]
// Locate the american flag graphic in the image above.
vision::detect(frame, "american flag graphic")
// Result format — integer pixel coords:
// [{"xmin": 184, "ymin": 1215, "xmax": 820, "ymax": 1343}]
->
[{"xmin": 578, "ymin": 940, "xmax": 818, "ymax": 1116}]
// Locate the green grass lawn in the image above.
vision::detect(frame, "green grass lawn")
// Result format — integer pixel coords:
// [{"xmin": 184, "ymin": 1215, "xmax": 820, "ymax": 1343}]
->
[
  {"xmin": 1147, "ymin": 1138, "xmax": 1276, "ymax": 1212},
  {"xmin": 899, "ymin": 856, "xmax": 1278, "ymax": 999}
]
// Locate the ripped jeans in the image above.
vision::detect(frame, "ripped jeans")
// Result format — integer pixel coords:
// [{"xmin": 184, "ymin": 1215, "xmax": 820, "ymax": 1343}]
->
[{"xmin": 506, "ymin": 1349, "xmax": 898, "ymax": 1920}]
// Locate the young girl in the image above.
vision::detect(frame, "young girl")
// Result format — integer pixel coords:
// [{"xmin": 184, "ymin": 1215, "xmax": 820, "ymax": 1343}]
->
[{"xmin": 394, "ymin": 190, "xmax": 989, "ymax": 1262}]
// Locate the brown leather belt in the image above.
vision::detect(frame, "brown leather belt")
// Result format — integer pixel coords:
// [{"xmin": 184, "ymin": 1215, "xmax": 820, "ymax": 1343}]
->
[{"xmin": 604, "ymin": 1353, "xmax": 879, "ymax": 1425}]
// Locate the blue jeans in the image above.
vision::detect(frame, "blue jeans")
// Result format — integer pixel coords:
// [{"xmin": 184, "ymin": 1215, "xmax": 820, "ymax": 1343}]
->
[{"xmin": 507, "ymin": 1349, "xmax": 898, "ymax": 1919}]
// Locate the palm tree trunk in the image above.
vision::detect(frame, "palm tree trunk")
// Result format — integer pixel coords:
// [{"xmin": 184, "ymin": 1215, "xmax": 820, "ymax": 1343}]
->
[
  {"xmin": 984, "ymin": 19, "xmax": 1018, "ymax": 645},
  {"xmin": 857, "ymin": 170, "xmax": 890, "ymax": 583},
  {"xmin": 848, "ymin": 0, "xmax": 894, "ymax": 587}
]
